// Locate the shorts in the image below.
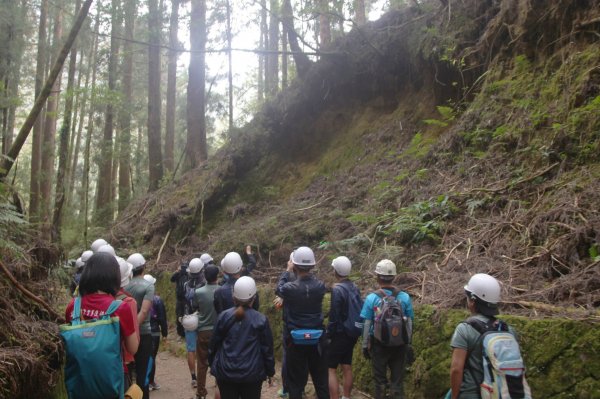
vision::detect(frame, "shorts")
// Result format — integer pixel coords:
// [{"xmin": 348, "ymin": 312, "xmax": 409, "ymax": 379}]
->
[
  {"xmin": 185, "ymin": 330, "xmax": 197, "ymax": 352},
  {"xmin": 327, "ymin": 333, "xmax": 358, "ymax": 368}
]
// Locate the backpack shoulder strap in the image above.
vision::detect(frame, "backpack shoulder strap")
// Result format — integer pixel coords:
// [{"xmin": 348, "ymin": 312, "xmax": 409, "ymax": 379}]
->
[
  {"xmin": 72, "ymin": 296, "xmax": 83, "ymax": 324},
  {"xmin": 105, "ymin": 300, "xmax": 123, "ymax": 317},
  {"xmin": 373, "ymin": 289, "xmax": 387, "ymax": 298},
  {"xmin": 465, "ymin": 316, "xmax": 497, "ymax": 335}
]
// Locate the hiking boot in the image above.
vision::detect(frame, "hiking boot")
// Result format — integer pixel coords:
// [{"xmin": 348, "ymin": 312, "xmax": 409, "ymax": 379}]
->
[
  {"xmin": 277, "ymin": 388, "xmax": 289, "ymax": 398},
  {"xmin": 149, "ymin": 382, "xmax": 161, "ymax": 391}
]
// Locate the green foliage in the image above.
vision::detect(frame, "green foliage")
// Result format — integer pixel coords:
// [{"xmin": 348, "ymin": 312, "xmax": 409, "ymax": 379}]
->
[
  {"xmin": 0, "ymin": 184, "xmax": 26, "ymax": 254},
  {"xmin": 378, "ymin": 195, "xmax": 456, "ymax": 244},
  {"xmin": 423, "ymin": 106, "xmax": 456, "ymax": 128}
]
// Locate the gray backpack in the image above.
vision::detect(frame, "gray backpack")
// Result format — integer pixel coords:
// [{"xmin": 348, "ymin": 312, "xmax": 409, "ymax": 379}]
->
[{"xmin": 373, "ymin": 288, "xmax": 412, "ymax": 346}]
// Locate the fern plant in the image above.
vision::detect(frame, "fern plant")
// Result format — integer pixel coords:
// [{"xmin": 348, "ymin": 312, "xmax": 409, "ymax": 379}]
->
[{"xmin": 0, "ymin": 182, "xmax": 26, "ymax": 255}]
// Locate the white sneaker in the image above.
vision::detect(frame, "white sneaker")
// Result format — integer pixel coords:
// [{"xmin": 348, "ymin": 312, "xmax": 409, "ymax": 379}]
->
[{"xmin": 191, "ymin": 379, "xmax": 197, "ymax": 388}]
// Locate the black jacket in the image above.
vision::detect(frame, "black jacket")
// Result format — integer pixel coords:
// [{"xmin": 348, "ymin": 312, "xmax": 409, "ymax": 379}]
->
[
  {"xmin": 171, "ymin": 267, "xmax": 189, "ymax": 301},
  {"xmin": 327, "ymin": 280, "xmax": 361, "ymax": 336},
  {"xmin": 209, "ymin": 307, "xmax": 275, "ymax": 383},
  {"xmin": 276, "ymin": 271, "xmax": 326, "ymax": 332},
  {"xmin": 214, "ymin": 277, "xmax": 260, "ymax": 314},
  {"xmin": 150, "ymin": 294, "xmax": 168, "ymax": 337}
]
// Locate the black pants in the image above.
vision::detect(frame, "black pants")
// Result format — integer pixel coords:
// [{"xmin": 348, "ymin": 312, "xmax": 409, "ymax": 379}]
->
[
  {"xmin": 371, "ymin": 340, "xmax": 407, "ymax": 399},
  {"xmin": 216, "ymin": 380, "xmax": 262, "ymax": 399},
  {"xmin": 286, "ymin": 339, "xmax": 329, "ymax": 399},
  {"xmin": 134, "ymin": 334, "xmax": 153, "ymax": 399},
  {"xmin": 149, "ymin": 335, "xmax": 160, "ymax": 384},
  {"xmin": 176, "ymin": 300, "xmax": 185, "ymax": 338}
]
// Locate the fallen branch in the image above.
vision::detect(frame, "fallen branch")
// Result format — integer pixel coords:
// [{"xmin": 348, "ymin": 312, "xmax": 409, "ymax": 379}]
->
[
  {"xmin": 0, "ymin": 259, "xmax": 64, "ymax": 323},
  {"xmin": 505, "ymin": 300, "xmax": 600, "ymax": 319},
  {"xmin": 440, "ymin": 241, "xmax": 464, "ymax": 267},
  {"xmin": 291, "ymin": 196, "xmax": 334, "ymax": 213},
  {"xmin": 156, "ymin": 229, "xmax": 172, "ymax": 265},
  {"xmin": 462, "ymin": 162, "xmax": 560, "ymax": 195}
]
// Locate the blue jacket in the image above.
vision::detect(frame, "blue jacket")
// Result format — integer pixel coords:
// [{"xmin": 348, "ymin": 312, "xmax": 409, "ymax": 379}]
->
[
  {"xmin": 276, "ymin": 271, "xmax": 326, "ymax": 332},
  {"xmin": 209, "ymin": 307, "xmax": 275, "ymax": 383},
  {"xmin": 213, "ymin": 277, "xmax": 260, "ymax": 314},
  {"xmin": 327, "ymin": 280, "xmax": 362, "ymax": 336}
]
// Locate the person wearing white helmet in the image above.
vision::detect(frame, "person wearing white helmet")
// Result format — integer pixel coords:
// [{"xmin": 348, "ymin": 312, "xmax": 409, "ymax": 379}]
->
[
  {"xmin": 171, "ymin": 257, "xmax": 192, "ymax": 338},
  {"xmin": 449, "ymin": 273, "xmax": 513, "ymax": 399},
  {"xmin": 190, "ymin": 265, "xmax": 220, "ymax": 399},
  {"xmin": 98, "ymin": 244, "xmax": 117, "ymax": 257},
  {"xmin": 142, "ymin": 274, "xmax": 168, "ymax": 392},
  {"xmin": 327, "ymin": 256, "xmax": 363, "ymax": 399},
  {"xmin": 183, "ymin": 257, "xmax": 206, "ymax": 388},
  {"xmin": 91, "ymin": 238, "xmax": 108, "ymax": 252},
  {"xmin": 69, "ymin": 251, "xmax": 90, "ymax": 296},
  {"xmin": 200, "ymin": 253, "xmax": 215, "ymax": 266},
  {"xmin": 360, "ymin": 259, "xmax": 414, "ymax": 399},
  {"xmin": 124, "ymin": 253, "xmax": 154, "ymax": 399},
  {"xmin": 209, "ymin": 276, "xmax": 275, "ymax": 399},
  {"xmin": 275, "ymin": 246, "xmax": 328, "ymax": 399},
  {"xmin": 116, "ymin": 257, "xmax": 140, "ymax": 388},
  {"xmin": 214, "ymin": 251, "xmax": 260, "ymax": 315}
]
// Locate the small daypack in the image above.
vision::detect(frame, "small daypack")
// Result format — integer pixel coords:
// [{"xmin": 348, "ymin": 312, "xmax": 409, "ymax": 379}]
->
[
  {"xmin": 373, "ymin": 288, "xmax": 412, "ymax": 346},
  {"xmin": 335, "ymin": 282, "xmax": 364, "ymax": 338},
  {"xmin": 175, "ymin": 267, "xmax": 189, "ymax": 301},
  {"xmin": 466, "ymin": 317, "xmax": 532, "ymax": 399},
  {"xmin": 60, "ymin": 297, "xmax": 124, "ymax": 399}
]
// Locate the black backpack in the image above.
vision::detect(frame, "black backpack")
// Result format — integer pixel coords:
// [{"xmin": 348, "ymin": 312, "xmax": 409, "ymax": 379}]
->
[
  {"xmin": 176, "ymin": 270, "xmax": 189, "ymax": 301},
  {"xmin": 335, "ymin": 282, "xmax": 364, "ymax": 338},
  {"xmin": 373, "ymin": 288, "xmax": 412, "ymax": 346}
]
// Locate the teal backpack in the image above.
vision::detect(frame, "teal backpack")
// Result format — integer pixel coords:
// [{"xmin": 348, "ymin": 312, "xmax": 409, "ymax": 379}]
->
[{"xmin": 60, "ymin": 297, "xmax": 124, "ymax": 399}]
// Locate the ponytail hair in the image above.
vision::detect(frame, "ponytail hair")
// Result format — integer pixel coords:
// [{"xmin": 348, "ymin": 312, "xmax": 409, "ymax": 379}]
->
[{"xmin": 233, "ymin": 296, "xmax": 254, "ymax": 321}]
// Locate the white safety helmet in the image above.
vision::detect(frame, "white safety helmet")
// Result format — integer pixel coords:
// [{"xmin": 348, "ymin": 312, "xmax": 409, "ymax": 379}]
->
[
  {"xmin": 221, "ymin": 252, "xmax": 243, "ymax": 274},
  {"xmin": 117, "ymin": 257, "xmax": 133, "ymax": 287},
  {"xmin": 464, "ymin": 273, "xmax": 501, "ymax": 304},
  {"xmin": 91, "ymin": 238, "xmax": 108, "ymax": 253},
  {"xmin": 143, "ymin": 274, "xmax": 157, "ymax": 285},
  {"xmin": 188, "ymin": 258, "xmax": 204, "ymax": 274},
  {"xmin": 98, "ymin": 244, "xmax": 117, "ymax": 257},
  {"xmin": 181, "ymin": 314, "xmax": 199, "ymax": 331},
  {"xmin": 75, "ymin": 258, "xmax": 85, "ymax": 269},
  {"xmin": 234, "ymin": 276, "xmax": 257, "ymax": 301},
  {"xmin": 332, "ymin": 256, "xmax": 352, "ymax": 276},
  {"xmin": 127, "ymin": 253, "xmax": 146, "ymax": 271},
  {"xmin": 375, "ymin": 259, "xmax": 397, "ymax": 277},
  {"xmin": 200, "ymin": 253, "xmax": 213, "ymax": 264},
  {"xmin": 292, "ymin": 246, "xmax": 316, "ymax": 269},
  {"xmin": 81, "ymin": 250, "xmax": 94, "ymax": 263}
]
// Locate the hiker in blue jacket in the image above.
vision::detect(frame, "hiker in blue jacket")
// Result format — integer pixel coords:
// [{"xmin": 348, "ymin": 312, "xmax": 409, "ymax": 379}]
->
[
  {"xmin": 360, "ymin": 259, "xmax": 414, "ymax": 399},
  {"xmin": 209, "ymin": 276, "xmax": 275, "ymax": 399},
  {"xmin": 214, "ymin": 251, "xmax": 260, "ymax": 314},
  {"xmin": 276, "ymin": 246, "xmax": 329, "ymax": 399},
  {"xmin": 143, "ymin": 274, "xmax": 168, "ymax": 391}
]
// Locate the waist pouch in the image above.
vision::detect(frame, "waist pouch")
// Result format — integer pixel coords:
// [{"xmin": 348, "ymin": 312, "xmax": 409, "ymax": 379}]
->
[{"xmin": 291, "ymin": 329, "xmax": 323, "ymax": 345}]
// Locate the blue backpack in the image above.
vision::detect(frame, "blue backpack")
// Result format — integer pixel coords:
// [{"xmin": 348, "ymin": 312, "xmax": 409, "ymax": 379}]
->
[
  {"xmin": 335, "ymin": 282, "xmax": 364, "ymax": 338},
  {"xmin": 60, "ymin": 297, "xmax": 124, "ymax": 399}
]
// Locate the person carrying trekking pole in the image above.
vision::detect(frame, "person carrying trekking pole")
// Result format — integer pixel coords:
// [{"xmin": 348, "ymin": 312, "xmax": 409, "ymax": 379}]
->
[
  {"xmin": 276, "ymin": 246, "xmax": 329, "ymax": 399},
  {"xmin": 327, "ymin": 256, "xmax": 363, "ymax": 399},
  {"xmin": 360, "ymin": 259, "xmax": 414, "ymax": 399}
]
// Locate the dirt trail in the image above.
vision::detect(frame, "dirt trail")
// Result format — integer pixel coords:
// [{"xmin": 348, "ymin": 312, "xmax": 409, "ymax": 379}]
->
[{"xmin": 149, "ymin": 347, "xmax": 282, "ymax": 399}]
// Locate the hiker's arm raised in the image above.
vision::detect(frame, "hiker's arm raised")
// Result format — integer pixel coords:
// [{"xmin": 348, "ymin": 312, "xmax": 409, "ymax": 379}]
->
[
  {"xmin": 138, "ymin": 299, "xmax": 152, "ymax": 326},
  {"xmin": 450, "ymin": 348, "xmax": 467, "ymax": 399}
]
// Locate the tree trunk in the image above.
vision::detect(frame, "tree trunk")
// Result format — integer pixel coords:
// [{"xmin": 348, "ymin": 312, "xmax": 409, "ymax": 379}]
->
[
  {"xmin": 164, "ymin": 0, "xmax": 178, "ymax": 174},
  {"xmin": 95, "ymin": 0, "xmax": 121, "ymax": 223},
  {"xmin": 266, "ymin": 0, "xmax": 279, "ymax": 96},
  {"xmin": 281, "ymin": 7, "xmax": 288, "ymax": 90},
  {"xmin": 1, "ymin": 0, "xmax": 93, "ymax": 181},
  {"xmin": 118, "ymin": 0, "xmax": 136, "ymax": 213},
  {"xmin": 82, "ymin": 8, "xmax": 100, "ymax": 244},
  {"xmin": 258, "ymin": 0, "xmax": 267, "ymax": 101},
  {"xmin": 354, "ymin": 0, "xmax": 366, "ymax": 25},
  {"xmin": 186, "ymin": 0, "xmax": 207, "ymax": 170},
  {"xmin": 28, "ymin": 0, "xmax": 48, "ymax": 222},
  {"xmin": 52, "ymin": 0, "xmax": 81, "ymax": 242},
  {"xmin": 226, "ymin": 0, "xmax": 233, "ymax": 130},
  {"xmin": 318, "ymin": 0, "xmax": 331, "ymax": 48},
  {"xmin": 147, "ymin": 0, "xmax": 163, "ymax": 191},
  {"xmin": 40, "ymin": 6, "xmax": 63, "ymax": 239},
  {"xmin": 281, "ymin": 0, "xmax": 311, "ymax": 79}
]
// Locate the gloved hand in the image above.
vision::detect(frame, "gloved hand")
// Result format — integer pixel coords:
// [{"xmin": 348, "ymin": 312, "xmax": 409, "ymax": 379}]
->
[{"xmin": 362, "ymin": 347, "xmax": 371, "ymax": 359}]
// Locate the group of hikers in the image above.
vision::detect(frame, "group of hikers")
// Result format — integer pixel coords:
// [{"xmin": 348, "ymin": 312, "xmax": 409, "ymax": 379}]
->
[{"xmin": 64, "ymin": 239, "xmax": 531, "ymax": 399}]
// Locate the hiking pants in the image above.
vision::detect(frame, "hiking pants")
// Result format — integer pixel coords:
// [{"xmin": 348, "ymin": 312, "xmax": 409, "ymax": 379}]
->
[
  {"xmin": 371, "ymin": 340, "xmax": 407, "ymax": 399},
  {"xmin": 196, "ymin": 330, "xmax": 213, "ymax": 397},
  {"xmin": 149, "ymin": 335, "xmax": 160, "ymax": 384},
  {"xmin": 217, "ymin": 379, "xmax": 262, "ymax": 399},
  {"xmin": 134, "ymin": 334, "xmax": 153, "ymax": 399},
  {"xmin": 286, "ymin": 338, "xmax": 329, "ymax": 399}
]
